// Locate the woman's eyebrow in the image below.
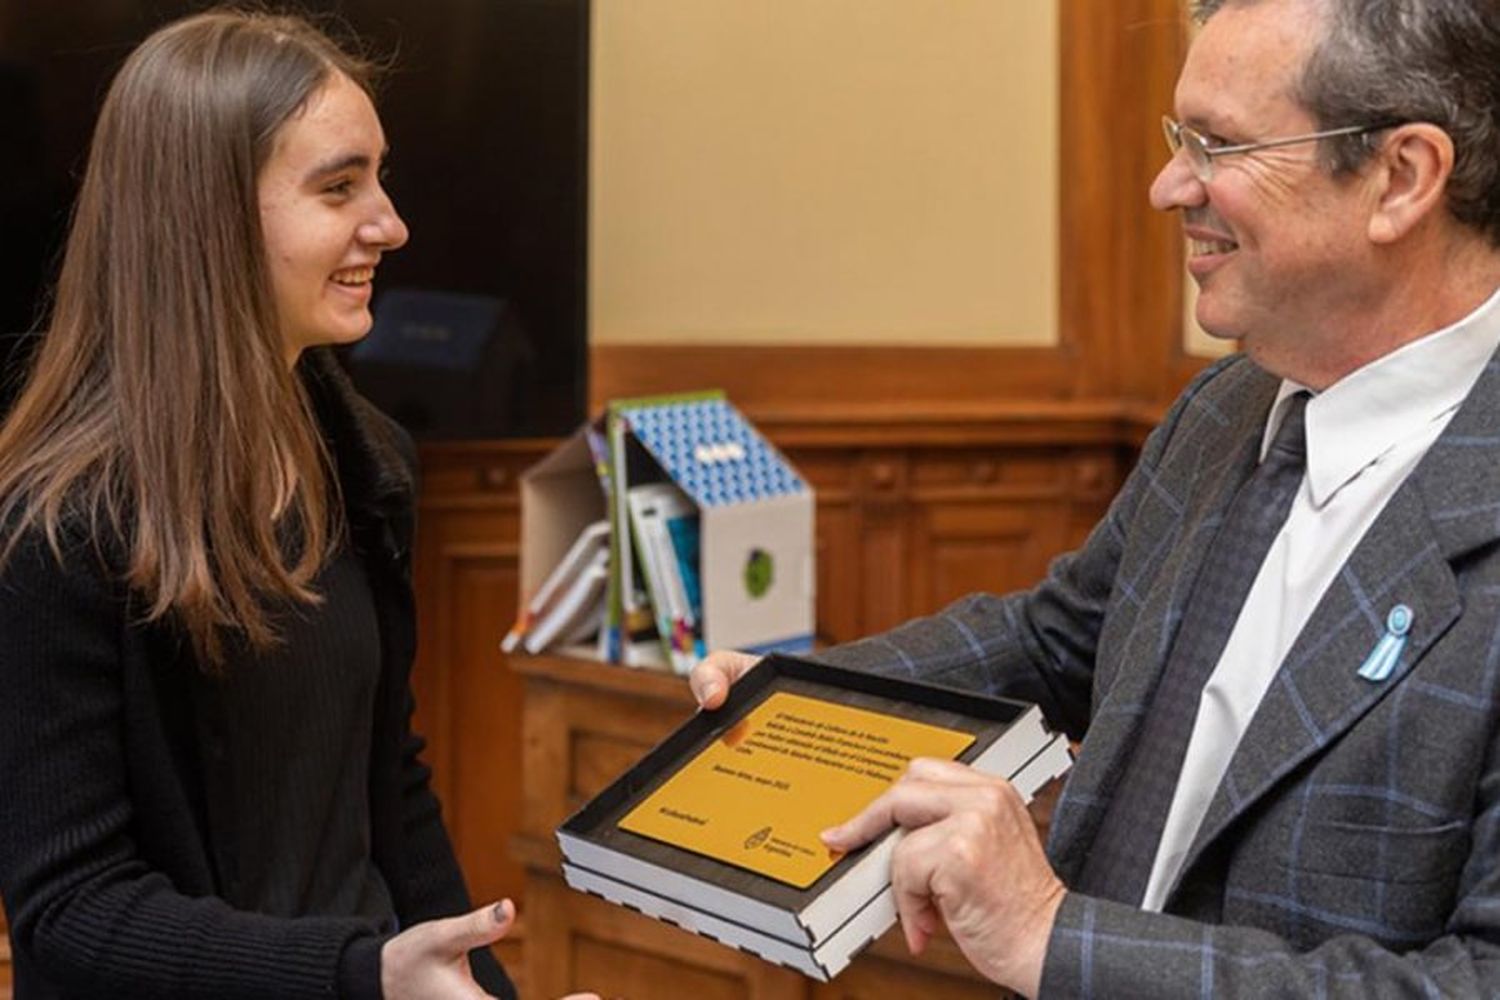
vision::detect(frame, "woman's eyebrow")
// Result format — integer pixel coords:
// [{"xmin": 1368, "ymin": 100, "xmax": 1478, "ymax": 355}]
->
[{"xmin": 302, "ymin": 147, "xmax": 389, "ymax": 184}]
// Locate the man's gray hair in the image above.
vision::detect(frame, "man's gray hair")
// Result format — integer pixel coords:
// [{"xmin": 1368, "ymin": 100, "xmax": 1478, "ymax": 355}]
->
[{"xmin": 1194, "ymin": 0, "xmax": 1500, "ymax": 245}]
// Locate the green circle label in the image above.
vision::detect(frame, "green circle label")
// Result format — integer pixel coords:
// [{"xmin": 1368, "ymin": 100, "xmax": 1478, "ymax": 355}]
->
[{"xmin": 743, "ymin": 548, "xmax": 773, "ymax": 599}]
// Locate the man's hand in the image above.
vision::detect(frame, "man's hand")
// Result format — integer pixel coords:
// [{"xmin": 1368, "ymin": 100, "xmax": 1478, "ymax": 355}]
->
[
  {"xmin": 688, "ymin": 650, "xmax": 760, "ymax": 709},
  {"xmin": 381, "ymin": 899, "xmax": 602, "ymax": 999},
  {"xmin": 820, "ymin": 759, "xmax": 1066, "ymax": 998}
]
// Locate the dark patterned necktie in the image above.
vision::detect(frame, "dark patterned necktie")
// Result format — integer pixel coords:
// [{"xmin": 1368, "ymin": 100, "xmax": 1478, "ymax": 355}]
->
[{"xmin": 1075, "ymin": 391, "xmax": 1310, "ymax": 905}]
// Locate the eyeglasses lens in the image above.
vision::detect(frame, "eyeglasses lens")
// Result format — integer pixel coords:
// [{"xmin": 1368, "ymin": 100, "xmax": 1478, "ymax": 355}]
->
[
  {"xmin": 1162, "ymin": 117, "xmax": 1212, "ymax": 182},
  {"xmin": 1182, "ymin": 130, "xmax": 1211, "ymax": 181}
]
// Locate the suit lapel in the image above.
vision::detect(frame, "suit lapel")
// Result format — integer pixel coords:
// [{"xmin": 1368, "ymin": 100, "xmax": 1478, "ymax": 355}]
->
[
  {"xmin": 1170, "ymin": 354, "xmax": 1500, "ymax": 899},
  {"xmin": 1050, "ymin": 364, "xmax": 1278, "ymax": 880},
  {"xmin": 1172, "ymin": 486, "xmax": 1459, "ymax": 890}
]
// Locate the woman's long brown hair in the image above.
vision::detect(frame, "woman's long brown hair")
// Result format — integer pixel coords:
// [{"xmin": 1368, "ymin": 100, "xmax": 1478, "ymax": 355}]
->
[{"xmin": 0, "ymin": 9, "xmax": 376, "ymax": 666}]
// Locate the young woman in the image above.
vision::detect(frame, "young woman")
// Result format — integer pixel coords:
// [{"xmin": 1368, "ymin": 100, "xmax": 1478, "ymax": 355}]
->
[{"xmin": 0, "ymin": 10, "xmax": 551, "ymax": 998}]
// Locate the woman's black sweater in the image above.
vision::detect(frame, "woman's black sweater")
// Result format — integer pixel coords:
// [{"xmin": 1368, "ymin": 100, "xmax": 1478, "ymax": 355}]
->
[{"xmin": 0, "ymin": 351, "xmax": 515, "ymax": 999}]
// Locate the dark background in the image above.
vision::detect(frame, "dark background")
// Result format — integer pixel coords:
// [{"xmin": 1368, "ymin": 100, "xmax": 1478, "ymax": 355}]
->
[{"xmin": 0, "ymin": 0, "xmax": 589, "ymax": 437}]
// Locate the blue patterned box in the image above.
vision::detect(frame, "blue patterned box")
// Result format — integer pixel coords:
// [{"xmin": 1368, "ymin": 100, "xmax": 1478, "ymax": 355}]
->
[{"xmin": 608, "ymin": 391, "xmax": 815, "ymax": 668}]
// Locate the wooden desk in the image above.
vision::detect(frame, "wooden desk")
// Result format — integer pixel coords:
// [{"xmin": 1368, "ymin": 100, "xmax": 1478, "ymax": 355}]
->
[{"xmin": 512, "ymin": 652, "xmax": 1059, "ymax": 999}]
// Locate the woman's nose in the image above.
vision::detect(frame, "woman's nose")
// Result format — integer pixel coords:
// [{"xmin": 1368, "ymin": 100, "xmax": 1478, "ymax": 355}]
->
[{"xmin": 360, "ymin": 192, "xmax": 409, "ymax": 250}]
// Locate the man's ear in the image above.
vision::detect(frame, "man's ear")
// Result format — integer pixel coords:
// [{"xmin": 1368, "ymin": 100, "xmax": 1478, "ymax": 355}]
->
[{"xmin": 1367, "ymin": 123, "xmax": 1453, "ymax": 245}]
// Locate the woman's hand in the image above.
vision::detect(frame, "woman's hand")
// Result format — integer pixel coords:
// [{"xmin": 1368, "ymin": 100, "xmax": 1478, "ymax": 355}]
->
[
  {"xmin": 381, "ymin": 899, "xmax": 602, "ymax": 999},
  {"xmin": 688, "ymin": 650, "xmax": 761, "ymax": 709}
]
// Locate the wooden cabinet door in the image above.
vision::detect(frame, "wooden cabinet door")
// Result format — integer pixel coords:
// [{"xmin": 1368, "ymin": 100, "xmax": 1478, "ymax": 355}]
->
[
  {"xmin": 904, "ymin": 447, "xmax": 1120, "ymax": 619},
  {"xmin": 409, "ymin": 444, "xmax": 543, "ymax": 977},
  {"xmin": 911, "ymin": 499, "xmax": 1068, "ymax": 612},
  {"xmin": 410, "ymin": 501, "xmax": 527, "ymax": 906},
  {"xmin": 783, "ymin": 447, "xmax": 863, "ymax": 646}
]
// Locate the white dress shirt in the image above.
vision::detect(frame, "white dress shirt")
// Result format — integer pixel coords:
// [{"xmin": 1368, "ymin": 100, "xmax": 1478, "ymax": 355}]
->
[{"xmin": 1141, "ymin": 287, "xmax": 1500, "ymax": 911}]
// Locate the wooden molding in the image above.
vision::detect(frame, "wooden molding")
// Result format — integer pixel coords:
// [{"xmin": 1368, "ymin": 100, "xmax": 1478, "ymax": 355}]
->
[
  {"xmin": 590, "ymin": 343, "xmax": 1074, "ymax": 415},
  {"xmin": 418, "ymin": 400, "xmax": 1168, "ymax": 461}
]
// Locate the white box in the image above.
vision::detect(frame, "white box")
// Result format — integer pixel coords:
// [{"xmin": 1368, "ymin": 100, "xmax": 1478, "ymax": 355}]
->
[{"xmin": 556, "ymin": 655, "xmax": 1073, "ymax": 980}]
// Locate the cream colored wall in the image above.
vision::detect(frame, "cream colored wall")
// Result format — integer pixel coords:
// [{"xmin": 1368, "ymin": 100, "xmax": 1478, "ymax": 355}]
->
[{"xmin": 590, "ymin": 0, "xmax": 1059, "ymax": 347}]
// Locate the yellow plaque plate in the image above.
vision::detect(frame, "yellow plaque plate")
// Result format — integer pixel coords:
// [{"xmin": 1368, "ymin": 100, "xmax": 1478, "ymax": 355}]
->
[{"xmin": 618, "ymin": 691, "xmax": 975, "ymax": 888}]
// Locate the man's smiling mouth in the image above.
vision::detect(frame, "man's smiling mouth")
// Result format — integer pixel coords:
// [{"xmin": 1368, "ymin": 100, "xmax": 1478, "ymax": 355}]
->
[{"xmin": 1191, "ymin": 238, "xmax": 1238, "ymax": 255}]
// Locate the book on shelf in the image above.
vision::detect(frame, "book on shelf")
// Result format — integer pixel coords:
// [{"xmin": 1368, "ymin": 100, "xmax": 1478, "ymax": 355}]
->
[
  {"xmin": 556, "ymin": 654, "xmax": 1072, "ymax": 981},
  {"xmin": 626, "ymin": 482, "xmax": 705, "ymax": 675},
  {"xmin": 502, "ymin": 519, "xmax": 609, "ymax": 655},
  {"xmin": 519, "ymin": 547, "xmax": 608, "ymax": 654}
]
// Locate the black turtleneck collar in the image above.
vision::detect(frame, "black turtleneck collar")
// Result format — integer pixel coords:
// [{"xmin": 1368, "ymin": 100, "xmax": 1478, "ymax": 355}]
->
[{"xmin": 297, "ymin": 348, "xmax": 415, "ymax": 526}]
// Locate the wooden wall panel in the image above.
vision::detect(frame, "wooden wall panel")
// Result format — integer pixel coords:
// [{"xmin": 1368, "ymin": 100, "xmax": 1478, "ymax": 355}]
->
[
  {"xmin": 917, "ymin": 502, "xmax": 1067, "ymax": 610},
  {"xmin": 849, "ymin": 451, "xmax": 912, "ymax": 635},
  {"xmin": 574, "ymin": 932, "xmax": 753, "ymax": 1000},
  {"xmin": 409, "ymin": 443, "xmax": 547, "ymax": 982},
  {"xmin": 411, "ymin": 506, "xmax": 529, "ymax": 907},
  {"xmin": 811, "ymin": 951, "xmax": 1001, "ymax": 1000},
  {"xmin": 789, "ymin": 450, "xmax": 861, "ymax": 646},
  {"xmin": 437, "ymin": 544, "xmax": 525, "ymax": 900},
  {"xmin": 527, "ymin": 874, "xmax": 810, "ymax": 1000},
  {"xmin": 811, "ymin": 497, "xmax": 860, "ymax": 647}
]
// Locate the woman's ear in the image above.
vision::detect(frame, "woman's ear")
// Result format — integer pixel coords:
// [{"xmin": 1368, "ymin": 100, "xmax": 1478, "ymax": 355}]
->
[{"xmin": 1367, "ymin": 123, "xmax": 1454, "ymax": 245}]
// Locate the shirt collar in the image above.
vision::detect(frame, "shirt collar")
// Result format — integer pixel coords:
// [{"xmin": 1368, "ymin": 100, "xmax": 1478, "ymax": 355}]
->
[{"xmin": 1260, "ymin": 285, "xmax": 1500, "ymax": 508}]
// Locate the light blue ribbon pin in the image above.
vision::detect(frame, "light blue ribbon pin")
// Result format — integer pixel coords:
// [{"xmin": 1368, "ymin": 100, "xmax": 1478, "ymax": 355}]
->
[{"xmin": 1357, "ymin": 604, "xmax": 1412, "ymax": 682}]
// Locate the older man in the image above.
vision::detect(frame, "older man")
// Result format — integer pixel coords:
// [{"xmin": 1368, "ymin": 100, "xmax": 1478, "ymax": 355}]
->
[{"xmin": 693, "ymin": 0, "xmax": 1500, "ymax": 995}]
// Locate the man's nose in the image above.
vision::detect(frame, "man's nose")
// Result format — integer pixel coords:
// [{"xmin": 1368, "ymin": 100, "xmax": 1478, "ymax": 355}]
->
[{"xmin": 1149, "ymin": 149, "xmax": 1207, "ymax": 212}]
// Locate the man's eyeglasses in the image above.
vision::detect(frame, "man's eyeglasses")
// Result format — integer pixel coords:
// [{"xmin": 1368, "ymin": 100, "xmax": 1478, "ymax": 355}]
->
[{"xmin": 1162, "ymin": 116, "xmax": 1399, "ymax": 183}]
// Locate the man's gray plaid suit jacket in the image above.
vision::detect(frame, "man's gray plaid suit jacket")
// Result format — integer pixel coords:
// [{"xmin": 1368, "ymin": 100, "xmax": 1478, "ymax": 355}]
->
[{"xmin": 816, "ymin": 353, "xmax": 1500, "ymax": 997}]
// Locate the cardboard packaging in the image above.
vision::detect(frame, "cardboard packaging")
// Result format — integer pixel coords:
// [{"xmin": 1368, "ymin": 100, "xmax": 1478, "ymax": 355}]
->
[{"xmin": 513, "ymin": 419, "xmax": 613, "ymax": 655}]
